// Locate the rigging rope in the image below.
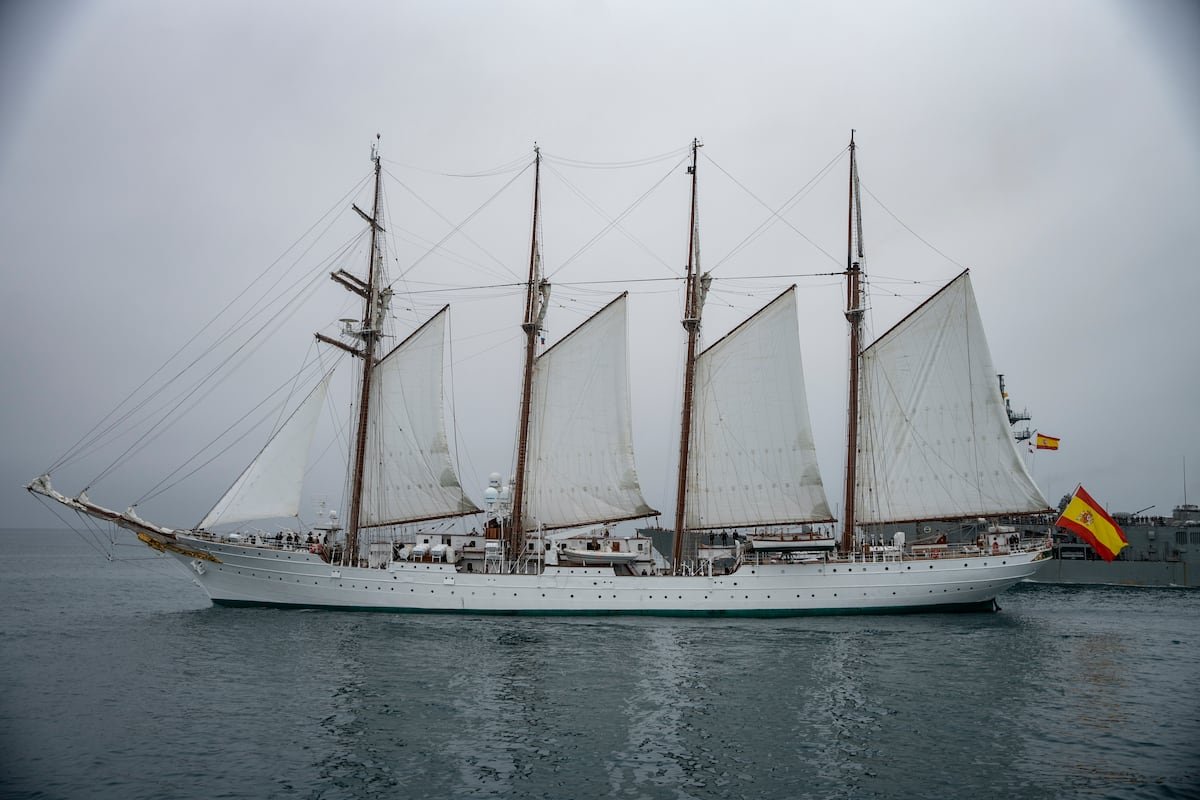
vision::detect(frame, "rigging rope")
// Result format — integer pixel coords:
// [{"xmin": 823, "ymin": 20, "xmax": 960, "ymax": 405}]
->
[
  {"xmin": 357, "ymin": 271, "xmax": 845, "ymax": 299},
  {"xmin": 46, "ymin": 172, "xmax": 372, "ymax": 476},
  {"xmin": 381, "ymin": 167, "xmax": 523, "ymax": 284},
  {"xmin": 60, "ymin": 218, "xmax": 365, "ymax": 480},
  {"xmin": 701, "ymin": 148, "xmax": 846, "ymax": 272},
  {"xmin": 542, "ymin": 146, "xmax": 690, "ymax": 170},
  {"xmin": 86, "ymin": 253, "xmax": 339, "ymax": 491},
  {"xmin": 445, "ymin": 312, "xmax": 479, "ymax": 527},
  {"xmin": 859, "ymin": 182, "xmax": 968, "ymax": 270},
  {"xmin": 135, "ymin": 356, "xmax": 338, "ymax": 507},
  {"xmin": 542, "ymin": 158, "xmax": 687, "ymax": 279},
  {"xmin": 387, "ymin": 162, "xmax": 534, "ymax": 287},
  {"xmin": 380, "ymin": 151, "xmax": 531, "ymax": 178}
]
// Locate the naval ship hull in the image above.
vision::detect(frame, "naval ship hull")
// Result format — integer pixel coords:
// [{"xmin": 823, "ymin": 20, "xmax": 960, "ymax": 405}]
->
[
  {"xmin": 863, "ymin": 514, "xmax": 1200, "ymax": 589},
  {"xmin": 1031, "ymin": 556, "xmax": 1194, "ymax": 588}
]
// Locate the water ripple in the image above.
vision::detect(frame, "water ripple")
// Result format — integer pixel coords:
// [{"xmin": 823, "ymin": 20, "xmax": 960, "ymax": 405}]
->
[{"xmin": 2, "ymin": 535, "xmax": 1198, "ymax": 799}]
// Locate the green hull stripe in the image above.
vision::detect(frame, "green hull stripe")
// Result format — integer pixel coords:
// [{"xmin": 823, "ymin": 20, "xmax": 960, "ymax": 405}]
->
[{"xmin": 210, "ymin": 598, "xmax": 999, "ymax": 617}]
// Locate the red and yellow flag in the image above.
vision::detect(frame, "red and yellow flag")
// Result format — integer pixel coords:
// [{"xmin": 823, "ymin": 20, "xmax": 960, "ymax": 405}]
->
[
  {"xmin": 1035, "ymin": 433, "xmax": 1060, "ymax": 450},
  {"xmin": 1055, "ymin": 485, "xmax": 1128, "ymax": 561}
]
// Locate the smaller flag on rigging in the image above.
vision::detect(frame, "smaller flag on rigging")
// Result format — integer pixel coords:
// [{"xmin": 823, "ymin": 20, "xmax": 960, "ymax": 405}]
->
[
  {"xmin": 1035, "ymin": 433, "xmax": 1060, "ymax": 450},
  {"xmin": 1055, "ymin": 485, "xmax": 1128, "ymax": 562}
]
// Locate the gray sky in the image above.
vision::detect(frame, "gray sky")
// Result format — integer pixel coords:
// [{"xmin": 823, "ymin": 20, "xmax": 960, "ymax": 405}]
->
[{"xmin": 2, "ymin": 0, "xmax": 1198, "ymax": 531}]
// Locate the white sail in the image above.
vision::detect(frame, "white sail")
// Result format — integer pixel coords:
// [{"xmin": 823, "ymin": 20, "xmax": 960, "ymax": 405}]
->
[
  {"xmin": 359, "ymin": 307, "xmax": 480, "ymax": 527},
  {"xmin": 854, "ymin": 271, "xmax": 1049, "ymax": 524},
  {"xmin": 523, "ymin": 293, "xmax": 657, "ymax": 530},
  {"xmin": 200, "ymin": 372, "xmax": 332, "ymax": 529},
  {"xmin": 685, "ymin": 287, "xmax": 833, "ymax": 529}
]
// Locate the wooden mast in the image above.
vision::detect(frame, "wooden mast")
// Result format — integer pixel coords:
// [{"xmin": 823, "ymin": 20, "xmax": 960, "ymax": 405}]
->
[
  {"xmin": 671, "ymin": 138, "xmax": 702, "ymax": 572},
  {"xmin": 344, "ymin": 137, "xmax": 385, "ymax": 565},
  {"xmin": 841, "ymin": 131, "xmax": 865, "ymax": 554},
  {"xmin": 509, "ymin": 146, "xmax": 543, "ymax": 563}
]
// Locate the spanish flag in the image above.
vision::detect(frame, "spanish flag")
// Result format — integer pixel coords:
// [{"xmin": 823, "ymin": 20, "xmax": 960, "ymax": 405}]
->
[
  {"xmin": 1035, "ymin": 433, "xmax": 1060, "ymax": 450},
  {"xmin": 1056, "ymin": 485, "xmax": 1128, "ymax": 561}
]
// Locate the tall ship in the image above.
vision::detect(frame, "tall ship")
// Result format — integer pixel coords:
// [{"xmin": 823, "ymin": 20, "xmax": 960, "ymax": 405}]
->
[{"xmin": 29, "ymin": 134, "xmax": 1053, "ymax": 615}]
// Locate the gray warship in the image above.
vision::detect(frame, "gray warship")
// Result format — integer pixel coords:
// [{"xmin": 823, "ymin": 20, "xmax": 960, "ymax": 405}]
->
[
  {"xmin": 855, "ymin": 504, "xmax": 1200, "ymax": 589},
  {"xmin": 646, "ymin": 376, "xmax": 1197, "ymax": 588},
  {"xmin": 1038, "ymin": 503, "xmax": 1200, "ymax": 587},
  {"xmin": 860, "ymin": 376, "xmax": 1198, "ymax": 588}
]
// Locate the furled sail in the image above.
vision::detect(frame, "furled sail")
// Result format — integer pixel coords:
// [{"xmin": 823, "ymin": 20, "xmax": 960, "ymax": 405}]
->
[
  {"xmin": 523, "ymin": 293, "xmax": 658, "ymax": 530},
  {"xmin": 199, "ymin": 372, "xmax": 332, "ymax": 529},
  {"xmin": 359, "ymin": 307, "xmax": 480, "ymax": 527},
  {"xmin": 685, "ymin": 287, "xmax": 833, "ymax": 529},
  {"xmin": 854, "ymin": 270, "xmax": 1050, "ymax": 523}
]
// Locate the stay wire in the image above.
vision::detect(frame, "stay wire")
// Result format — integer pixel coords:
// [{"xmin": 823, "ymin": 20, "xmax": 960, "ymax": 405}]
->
[
  {"xmin": 135, "ymin": 355, "xmax": 337, "ymax": 507},
  {"xmin": 380, "ymin": 151, "xmax": 531, "ymax": 178},
  {"xmin": 46, "ymin": 171, "xmax": 372, "ymax": 476},
  {"xmin": 859, "ymin": 182, "xmax": 968, "ymax": 270},
  {"xmin": 701, "ymin": 149, "xmax": 846, "ymax": 272},
  {"xmin": 543, "ymin": 157, "xmax": 686, "ymax": 279},
  {"xmin": 58, "ymin": 207, "xmax": 366, "ymax": 477},
  {"xmin": 69, "ymin": 231, "xmax": 360, "ymax": 482},
  {"xmin": 364, "ymin": 270, "xmax": 843, "ymax": 299},
  {"xmin": 387, "ymin": 162, "xmax": 534, "ymax": 288},
  {"xmin": 30, "ymin": 494, "xmax": 112, "ymax": 561},
  {"xmin": 177, "ymin": 359, "xmax": 338, "ymax": 527},
  {"xmin": 444, "ymin": 313, "xmax": 479, "ymax": 524},
  {"xmin": 88, "ymin": 259, "xmax": 335, "ymax": 491},
  {"xmin": 382, "ymin": 166, "xmax": 522, "ymax": 284},
  {"xmin": 542, "ymin": 146, "xmax": 690, "ymax": 170}
]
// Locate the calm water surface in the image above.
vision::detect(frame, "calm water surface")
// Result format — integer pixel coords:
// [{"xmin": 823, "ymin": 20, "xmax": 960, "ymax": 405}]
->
[{"xmin": 1, "ymin": 530, "xmax": 1197, "ymax": 799}]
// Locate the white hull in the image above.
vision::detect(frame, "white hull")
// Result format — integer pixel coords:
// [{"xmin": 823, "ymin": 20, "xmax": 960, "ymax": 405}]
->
[{"xmin": 170, "ymin": 534, "xmax": 1050, "ymax": 616}]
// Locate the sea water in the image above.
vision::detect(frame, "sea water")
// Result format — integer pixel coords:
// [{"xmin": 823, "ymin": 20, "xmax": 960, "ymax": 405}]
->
[{"xmin": 1, "ymin": 530, "xmax": 1197, "ymax": 800}]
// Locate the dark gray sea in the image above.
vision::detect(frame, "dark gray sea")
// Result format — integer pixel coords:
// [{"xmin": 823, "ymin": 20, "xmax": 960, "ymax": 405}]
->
[{"xmin": 1, "ymin": 530, "xmax": 1197, "ymax": 800}]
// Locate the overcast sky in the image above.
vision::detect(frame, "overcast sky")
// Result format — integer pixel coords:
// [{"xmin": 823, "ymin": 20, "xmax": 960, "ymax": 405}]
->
[{"xmin": 2, "ymin": 0, "xmax": 1197, "ymax": 531}]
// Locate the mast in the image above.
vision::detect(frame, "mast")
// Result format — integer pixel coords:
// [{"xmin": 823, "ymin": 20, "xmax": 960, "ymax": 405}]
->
[
  {"xmin": 509, "ymin": 146, "xmax": 544, "ymax": 561},
  {"xmin": 344, "ymin": 137, "xmax": 385, "ymax": 565},
  {"xmin": 841, "ymin": 131, "xmax": 864, "ymax": 554},
  {"xmin": 672, "ymin": 138, "xmax": 702, "ymax": 572}
]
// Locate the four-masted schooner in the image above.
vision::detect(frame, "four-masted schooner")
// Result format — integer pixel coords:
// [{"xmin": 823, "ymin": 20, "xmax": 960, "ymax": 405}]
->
[{"xmin": 29, "ymin": 133, "xmax": 1053, "ymax": 615}]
